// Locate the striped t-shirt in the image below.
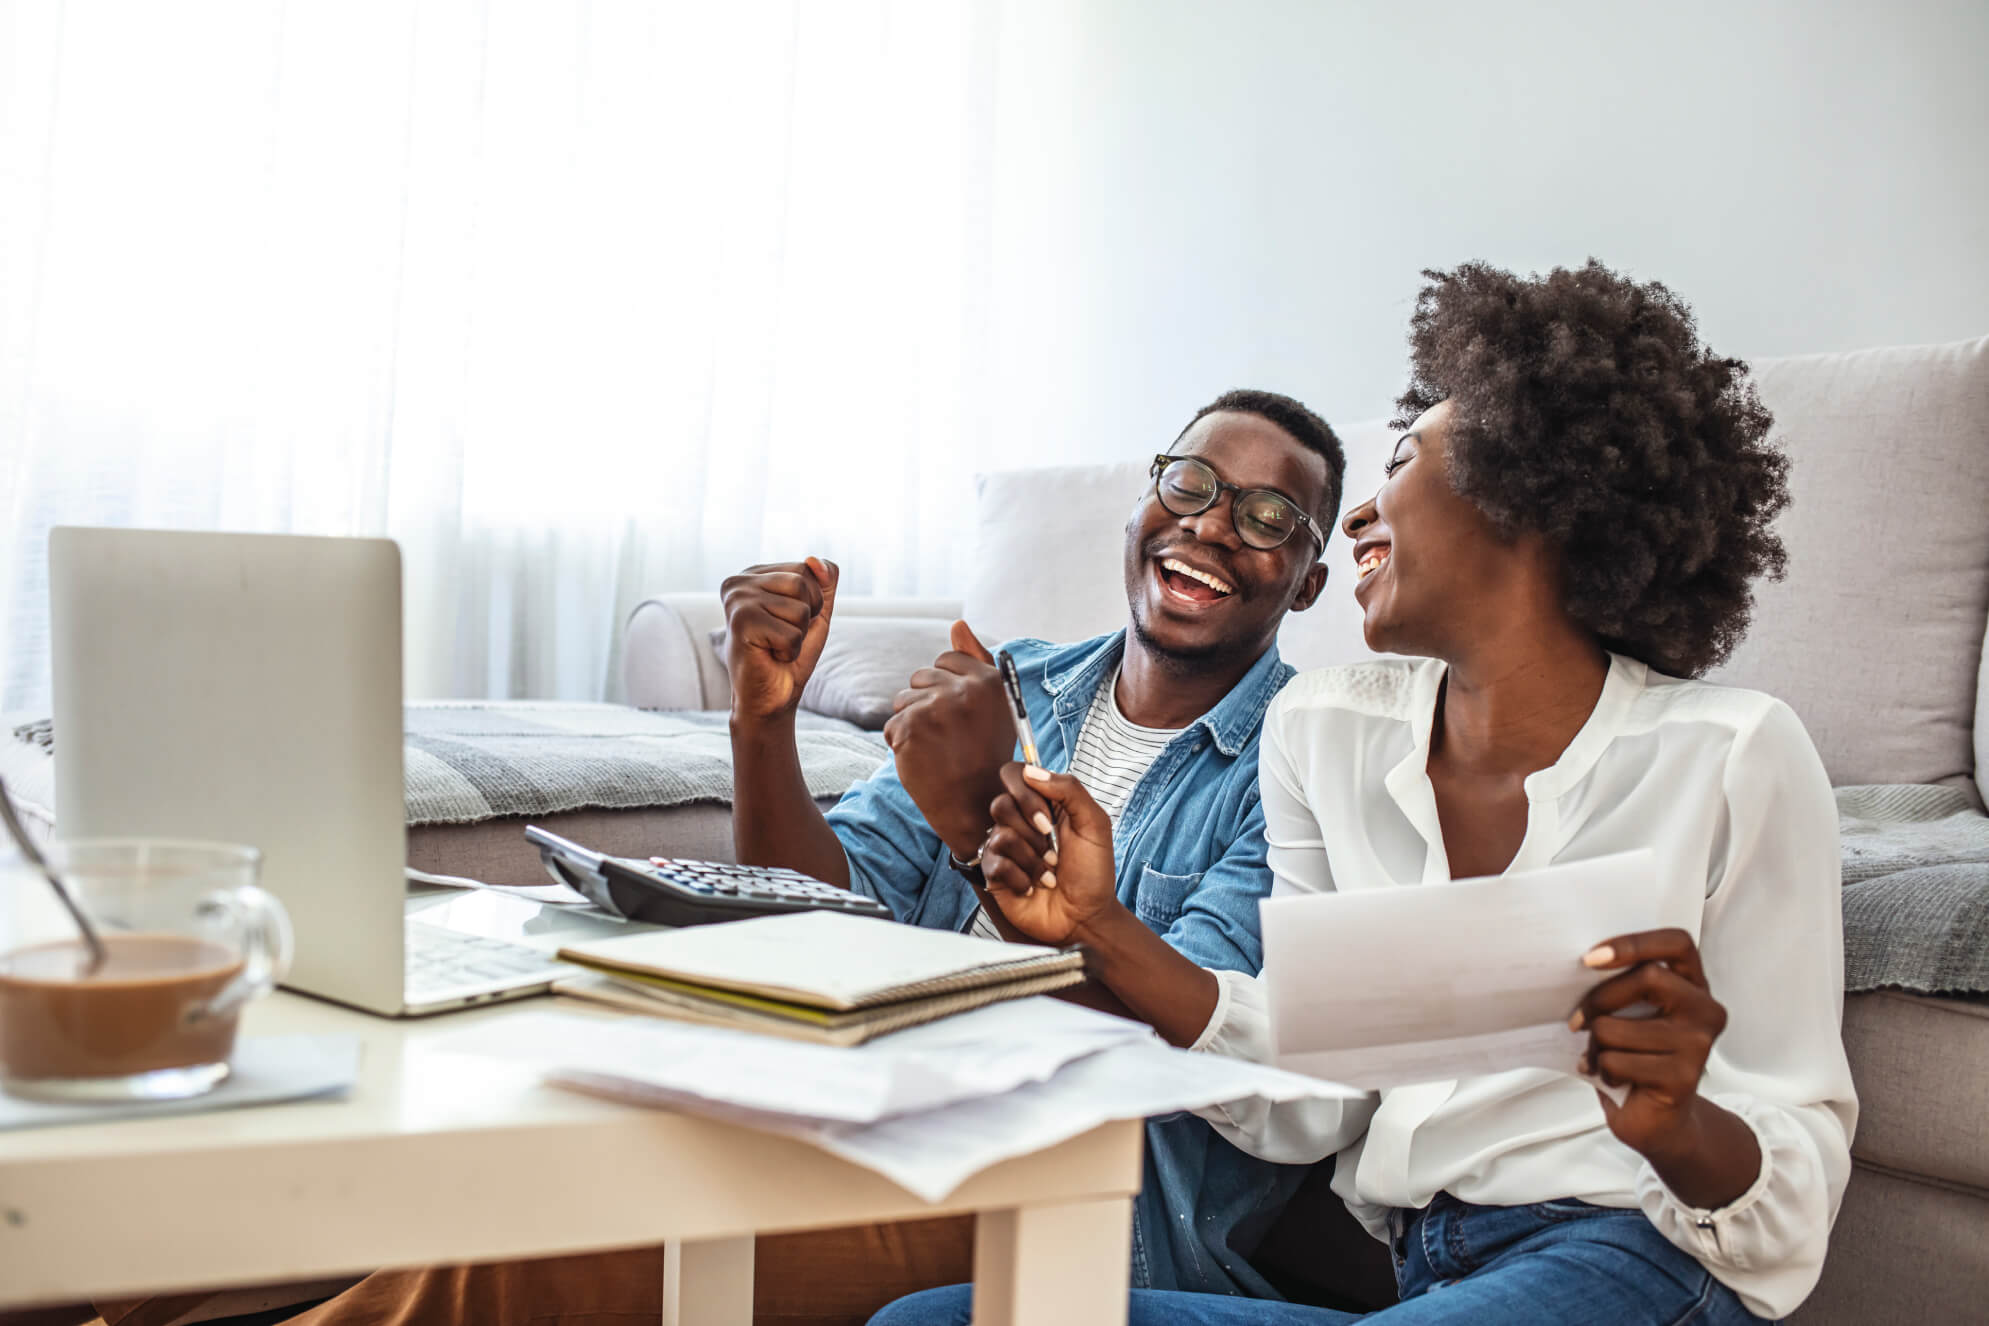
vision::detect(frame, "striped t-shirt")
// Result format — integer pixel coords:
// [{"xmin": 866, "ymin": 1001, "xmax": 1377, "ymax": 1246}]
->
[{"xmin": 967, "ymin": 669, "xmax": 1182, "ymax": 938}]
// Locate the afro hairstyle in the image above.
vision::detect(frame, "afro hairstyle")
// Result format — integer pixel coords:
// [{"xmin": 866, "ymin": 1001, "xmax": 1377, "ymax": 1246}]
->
[{"xmin": 1393, "ymin": 259, "xmax": 1790, "ymax": 677}]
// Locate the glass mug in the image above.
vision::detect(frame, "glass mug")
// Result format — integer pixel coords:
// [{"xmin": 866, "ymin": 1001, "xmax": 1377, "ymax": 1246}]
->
[{"xmin": 0, "ymin": 840, "xmax": 292, "ymax": 1102}]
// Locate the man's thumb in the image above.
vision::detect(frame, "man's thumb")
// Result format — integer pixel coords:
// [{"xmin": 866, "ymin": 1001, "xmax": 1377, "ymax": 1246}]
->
[
  {"xmin": 951, "ymin": 619, "xmax": 994, "ymax": 664},
  {"xmin": 806, "ymin": 557, "xmax": 840, "ymax": 624}
]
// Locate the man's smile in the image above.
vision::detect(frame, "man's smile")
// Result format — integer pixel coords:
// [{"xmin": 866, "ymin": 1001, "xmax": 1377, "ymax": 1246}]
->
[{"xmin": 1153, "ymin": 550, "xmax": 1237, "ymax": 608}]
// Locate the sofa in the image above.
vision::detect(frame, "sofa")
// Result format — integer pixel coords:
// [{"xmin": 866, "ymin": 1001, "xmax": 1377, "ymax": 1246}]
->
[{"xmin": 618, "ymin": 335, "xmax": 1989, "ymax": 1324}]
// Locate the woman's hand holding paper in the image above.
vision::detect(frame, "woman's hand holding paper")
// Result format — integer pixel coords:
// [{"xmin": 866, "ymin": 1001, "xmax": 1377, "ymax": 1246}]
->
[{"xmin": 1573, "ymin": 927, "xmax": 1762, "ymax": 1209}]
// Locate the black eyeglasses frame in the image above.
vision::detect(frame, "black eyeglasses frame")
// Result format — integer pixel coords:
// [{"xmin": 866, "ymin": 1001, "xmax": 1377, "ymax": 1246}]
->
[{"xmin": 1148, "ymin": 454, "xmax": 1325, "ymax": 555}]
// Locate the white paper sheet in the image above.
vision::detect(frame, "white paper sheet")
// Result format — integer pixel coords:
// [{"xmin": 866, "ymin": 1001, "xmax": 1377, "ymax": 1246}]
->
[
  {"xmin": 405, "ymin": 865, "xmax": 596, "ymax": 909},
  {"xmin": 555, "ymin": 1039, "xmax": 1364, "ymax": 1202},
  {"xmin": 1262, "ymin": 848, "xmax": 1698, "ymax": 1089},
  {"xmin": 432, "ymin": 996, "xmax": 1155, "ymax": 1123}
]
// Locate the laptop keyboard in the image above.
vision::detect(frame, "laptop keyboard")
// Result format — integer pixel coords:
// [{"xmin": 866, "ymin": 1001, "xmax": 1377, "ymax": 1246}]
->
[{"xmin": 405, "ymin": 922, "xmax": 569, "ymax": 995}]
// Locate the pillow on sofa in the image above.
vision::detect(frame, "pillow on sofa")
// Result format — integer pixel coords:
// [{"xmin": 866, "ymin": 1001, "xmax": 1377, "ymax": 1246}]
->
[
  {"xmin": 961, "ymin": 418, "xmax": 1401, "ymax": 672},
  {"xmin": 961, "ymin": 460, "xmax": 1148, "ymax": 647},
  {"xmin": 709, "ymin": 616, "xmax": 955, "ymax": 730},
  {"xmin": 1708, "ymin": 335, "xmax": 1989, "ymax": 792}
]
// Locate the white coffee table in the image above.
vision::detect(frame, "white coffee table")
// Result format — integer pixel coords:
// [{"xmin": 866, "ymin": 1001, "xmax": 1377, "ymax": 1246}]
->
[{"xmin": 0, "ymin": 990, "xmax": 1142, "ymax": 1325}]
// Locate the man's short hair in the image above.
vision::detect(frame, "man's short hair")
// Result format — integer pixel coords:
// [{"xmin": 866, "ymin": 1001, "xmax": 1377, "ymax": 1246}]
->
[{"xmin": 1177, "ymin": 389, "xmax": 1346, "ymax": 532}]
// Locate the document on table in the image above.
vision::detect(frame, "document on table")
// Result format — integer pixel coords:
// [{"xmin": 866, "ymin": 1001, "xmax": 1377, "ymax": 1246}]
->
[
  {"xmin": 556, "ymin": 1039, "xmax": 1363, "ymax": 1202},
  {"xmin": 433, "ymin": 995, "xmax": 1157, "ymax": 1123},
  {"xmin": 436, "ymin": 994, "xmax": 1365, "ymax": 1200},
  {"xmin": 1262, "ymin": 848, "xmax": 1696, "ymax": 1089}
]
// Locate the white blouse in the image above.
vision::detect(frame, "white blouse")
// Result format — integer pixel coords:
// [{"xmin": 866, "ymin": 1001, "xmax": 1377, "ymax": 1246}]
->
[{"xmin": 1193, "ymin": 655, "xmax": 1857, "ymax": 1320}]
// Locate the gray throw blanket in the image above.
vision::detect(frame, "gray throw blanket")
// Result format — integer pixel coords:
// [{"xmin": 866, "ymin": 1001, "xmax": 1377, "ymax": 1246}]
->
[
  {"xmin": 397, "ymin": 702, "xmax": 890, "ymax": 824},
  {"xmin": 7, "ymin": 704, "xmax": 890, "ymax": 828},
  {"xmin": 1835, "ymin": 784, "xmax": 1989, "ymax": 996}
]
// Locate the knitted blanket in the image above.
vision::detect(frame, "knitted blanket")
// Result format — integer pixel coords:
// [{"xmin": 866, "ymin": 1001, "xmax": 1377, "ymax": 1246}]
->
[
  {"xmin": 4, "ymin": 703, "xmax": 889, "ymax": 829},
  {"xmin": 1835, "ymin": 784, "xmax": 1989, "ymax": 995}
]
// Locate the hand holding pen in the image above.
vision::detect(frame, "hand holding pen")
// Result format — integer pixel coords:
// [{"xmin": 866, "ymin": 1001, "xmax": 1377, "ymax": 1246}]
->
[
  {"xmin": 980, "ymin": 651, "xmax": 1119, "ymax": 943},
  {"xmin": 983, "ymin": 758, "xmax": 1118, "ymax": 944},
  {"xmin": 996, "ymin": 650, "xmax": 1057, "ymax": 858}
]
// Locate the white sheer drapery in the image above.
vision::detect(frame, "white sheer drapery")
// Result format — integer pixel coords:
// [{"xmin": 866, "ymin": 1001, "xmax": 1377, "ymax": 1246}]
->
[{"xmin": 1, "ymin": 0, "xmax": 998, "ymax": 710}]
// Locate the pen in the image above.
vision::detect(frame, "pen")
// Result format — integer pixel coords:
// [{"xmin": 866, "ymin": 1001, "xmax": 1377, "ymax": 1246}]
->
[
  {"xmin": 996, "ymin": 650, "xmax": 1058, "ymax": 865},
  {"xmin": 996, "ymin": 649, "xmax": 1041, "ymax": 767}
]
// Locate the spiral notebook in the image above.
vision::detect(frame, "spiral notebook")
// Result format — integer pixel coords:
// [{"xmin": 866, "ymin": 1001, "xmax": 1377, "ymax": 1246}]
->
[{"xmin": 554, "ymin": 910, "xmax": 1087, "ymax": 1045}]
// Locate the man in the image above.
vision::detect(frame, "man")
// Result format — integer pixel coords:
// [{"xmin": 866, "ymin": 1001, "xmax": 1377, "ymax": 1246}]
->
[
  {"xmin": 98, "ymin": 388, "xmax": 1343, "ymax": 1326},
  {"xmin": 720, "ymin": 387, "xmax": 1345, "ymax": 1299}
]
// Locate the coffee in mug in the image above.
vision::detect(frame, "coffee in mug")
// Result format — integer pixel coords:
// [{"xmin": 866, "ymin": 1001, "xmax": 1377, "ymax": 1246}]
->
[{"xmin": 0, "ymin": 841, "xmax": 290, "ymax": 1102}]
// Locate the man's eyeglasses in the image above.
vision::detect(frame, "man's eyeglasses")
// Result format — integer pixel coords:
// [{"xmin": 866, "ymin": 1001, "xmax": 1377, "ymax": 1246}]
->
[{"xmin": 1149, "ymin": 454, "xmax": 1324, "ymax": 554}]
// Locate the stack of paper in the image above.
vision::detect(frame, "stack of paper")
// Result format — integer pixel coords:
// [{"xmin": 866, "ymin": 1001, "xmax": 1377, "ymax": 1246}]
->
[
  {"xmin": 435, "ymin": 997, "xmax": 1356, "ymax": 1200},
  {"xmin": 553, "ymin": 911, "xmax": 1087, "ymax": 1046}
]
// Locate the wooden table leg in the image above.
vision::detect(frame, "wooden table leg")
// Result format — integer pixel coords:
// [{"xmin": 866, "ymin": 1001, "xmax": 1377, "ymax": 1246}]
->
[
  {"xmin": 971, "ymin": 1196, "xmax": 1132, "ymax": 1326},
  {"xmin": 662, "ymin": 1234, "xmax": 754, "ymax": 1326}
]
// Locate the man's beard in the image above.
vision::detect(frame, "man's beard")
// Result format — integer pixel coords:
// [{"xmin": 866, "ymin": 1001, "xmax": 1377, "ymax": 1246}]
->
[{"xmin": 1127, "ymin": 604, "xmax": 1254, "ymax": 675}]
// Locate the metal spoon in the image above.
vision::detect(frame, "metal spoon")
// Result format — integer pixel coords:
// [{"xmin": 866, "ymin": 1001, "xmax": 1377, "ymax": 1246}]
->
[{"xmin": 0, "ymin": 775, "xmax": 107, "ymax": 974}]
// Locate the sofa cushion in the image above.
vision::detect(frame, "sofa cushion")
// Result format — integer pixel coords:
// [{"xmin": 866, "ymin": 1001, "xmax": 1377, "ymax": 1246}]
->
[
  {"xmin": 962, "ymin": 418, "xmax": 1400, "ymax": 672},
  {"xmin": 1707, "ymin": 336, "xmax": 1989, "ymax": 792},
  {"xmin": 410, "ymin": 801, "xmax": 829, "ymax": 891},
  {"xmin": 1790, "ymin": 1160, "xmax": 1989, "ymax": 1325},
  {"xmin": 709, "ymin": 617, "xmax": 954, "ymax": 730},
  {"xmin": 1840, "ymin": 989, "xmax": 1989, "ymax": 1191}
]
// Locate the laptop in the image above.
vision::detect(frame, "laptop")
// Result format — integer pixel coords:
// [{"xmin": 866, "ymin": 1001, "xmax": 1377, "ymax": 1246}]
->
[{"xmin": 48, "ymin": 526, "xmax": 633, "ymax": 1016}]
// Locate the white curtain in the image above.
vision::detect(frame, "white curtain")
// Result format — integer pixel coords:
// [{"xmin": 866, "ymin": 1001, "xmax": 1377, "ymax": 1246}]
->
[{"xmin": 0, "ymin": 0, "xmax": 1001, "ymax": 712}]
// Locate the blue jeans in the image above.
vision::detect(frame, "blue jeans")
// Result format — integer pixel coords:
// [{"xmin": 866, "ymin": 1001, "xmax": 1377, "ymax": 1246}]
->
[{"xmin": 867, "ymin": 1195, "xmax": 1771, "ymax": 1325}]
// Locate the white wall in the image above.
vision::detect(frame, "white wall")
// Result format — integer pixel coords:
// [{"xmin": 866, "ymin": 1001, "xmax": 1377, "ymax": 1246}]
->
[{"xmin": 976, "ymin": 0, "xmax": 1989, "ymax": 479}]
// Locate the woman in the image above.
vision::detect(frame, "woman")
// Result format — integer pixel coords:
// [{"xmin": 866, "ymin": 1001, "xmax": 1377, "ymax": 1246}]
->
[{"xmin": 872, "ymin": 260, "xmax": 1855, "ymax": 1324}]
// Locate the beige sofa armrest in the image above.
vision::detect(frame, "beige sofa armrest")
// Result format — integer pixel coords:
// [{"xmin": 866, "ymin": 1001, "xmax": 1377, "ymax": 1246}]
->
[{"xmin": 620, "ymin": 592, "xmax": 963, "ymax": 711}]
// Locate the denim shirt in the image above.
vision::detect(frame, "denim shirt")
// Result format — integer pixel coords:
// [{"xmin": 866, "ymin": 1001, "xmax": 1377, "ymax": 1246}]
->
[{"xmin": 825, "ymin": 630, "xmax": 1310, "ymax": 1297}]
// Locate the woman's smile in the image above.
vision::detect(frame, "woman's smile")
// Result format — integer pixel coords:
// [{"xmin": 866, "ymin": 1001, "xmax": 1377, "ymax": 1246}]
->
[{"xmin": 1352, "ymin": 537, "xmax": 1392, "ymax": 601}]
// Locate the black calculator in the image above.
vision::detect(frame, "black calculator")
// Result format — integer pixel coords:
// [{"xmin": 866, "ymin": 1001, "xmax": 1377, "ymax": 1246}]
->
[{"xmin": 524, "ymin": 825, "xmax": 894, "ymax": 927}]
